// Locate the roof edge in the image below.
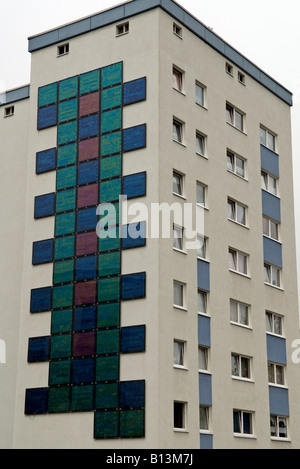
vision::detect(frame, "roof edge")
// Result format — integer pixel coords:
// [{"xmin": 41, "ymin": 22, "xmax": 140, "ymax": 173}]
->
[{"xmin": 0, "ymin": 84, "xmax": 30, "ymax": 107}]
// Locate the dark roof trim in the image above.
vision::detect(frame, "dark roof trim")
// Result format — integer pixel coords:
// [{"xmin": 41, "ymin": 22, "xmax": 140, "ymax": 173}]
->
[
  {"xmin": 0, "ymin": 85, "xmax": 30, "ymax": 107},
  {"xmin": 26, "ymin": 0, "xmax": 292, "ymax": 106}
]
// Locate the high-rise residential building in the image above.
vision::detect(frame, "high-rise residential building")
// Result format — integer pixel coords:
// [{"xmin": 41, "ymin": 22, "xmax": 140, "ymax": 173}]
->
[{"xmin": 1, "ymin": 0, "xmax": 299, "ymax": 450}]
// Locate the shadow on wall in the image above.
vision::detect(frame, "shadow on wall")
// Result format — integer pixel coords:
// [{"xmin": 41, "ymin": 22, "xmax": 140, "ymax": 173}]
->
[{"xmin": 0, "ymin": 340, "xmax": 6, "ymax": 364}]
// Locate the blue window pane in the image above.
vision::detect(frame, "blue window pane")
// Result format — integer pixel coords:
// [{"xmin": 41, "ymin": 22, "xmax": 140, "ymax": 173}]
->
[
  {"xmin": 123, "ymin": 124, "xmax": 146, "ymax": 152},
  {"xmin": 38, "ymin": 105, "xmax": 57, "ymax": 130},
  {"xmin": 28, "ymin": 336, "xmax": 50, "ymax": 363},
  {"xmin": 30, "ymin": 287, "xmax": 52, "ymax": 313},
  {"xmin": 75, "ymin": 256, "xmax": 97, "ymax": 281},
  {"xmin": 121, "ymin": 326, "xmax": 145, "ymax": 354},
  {"xmin": 121, "ymin": 272, "xmax": 146, "ymax": 300},
  {"xmin": 36, "ymin": 148, "xmax": 56, "ymax": 174},
  {"xmin": 123, "ymin": 77, "xmax": 146, "ymax": 106},
  {"xmin": 34, "ymin": 193, "xmax": 55, "ymax": 219},
  {"xmin": 74, "ymin": 306, "xmax": 96, "ymax": 331},
  {"xmin": 79, "ymin": 115, "xmax": 99, "ymax": 140},
  {"xmin": 77, "ymin": 207, "xmax": 98, "ymax": 233},
  {"xmin": 25, "ymin": 388, "xmax": 48, "ymax": 415},
  {"xmin": 32, "ymin": 239, "xmax": 54, "ymax": 265},
  {"xmin": 123, "ymin": 172, "xmax": 146, "ymax": 199},
  {"xmin": 78, "ymin": 160, "xmax": 99, "ymax": 185},
  {"xmin": 72, "ymin": 359, "xmax": 95, "ymax": 384},
  {"xmin": 120, "ymin": 380, "xmax": 145, "ymax": 408}
]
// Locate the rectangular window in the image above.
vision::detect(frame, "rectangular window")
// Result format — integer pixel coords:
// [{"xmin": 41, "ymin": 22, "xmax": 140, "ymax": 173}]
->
[
  {"xmin": 200, "ymin": 405, "xmax": 209, "ymax": 431},
  {"xmin": 228, "ymin": 199, "xmax": 246, "ymax": 226},
  {"xmin": 260, "ymin": 127, "xmax": 276, "ymax": 152},
  {"xmin": 231, "ymin": 354, "xmax": 251, "ymax": 379},
  {"xmin": 230, "ymin": 300, "xmax": 249, "ymax": 327},
  {"xmin": 226, "ymin": 103, "xmax": 244, "ymax": 131},
  {"xmin": 196, "ymin": 182, "xmax": 206, "ymax": 207},
  {"xmin": 261, "ymin": 171, "xmax": 277, "ymax": 196},
  {"xmin": 172, "ymin": 67, "xmax": 183, "ymax": 92},
  {"xmin": 226, "ymin": 62, "xmax": 233, "ymax": 75},
  {"xmin": 229, "ymin": 249, "xmax": 248, "ymax": 275},
  {"xmin": 198, "ymin": 347, "xmax": 209, "ymax": 371},
  {"xmin": 174, "ymin": 281, "xmax": 184, "ymax": 308},
  {"xmin": 227, "ymin": 150, "xmax": 245, "ymax": 178},
  {"xmin": 57, "ymin": 43, "xmax": 69, "ymax": 57},
  {"xmin": 266, "ymin": 311, "xmax": 282, "ymax": 336},
  {"xmin": 173, "ymin": 225, "xmax": 183, "ymax": 251},
  {"xmin": 196, "ymin": 132, "xmax": 206, "ymax": 157},
  {"xmin": 195, "ymin": 82, "xmax": 205, "ymax": 107},
  {"xmin": 173, "ymin": 171, "xmax": 183, "ymax": 196},
  {"xmin": 264, "ymin": 263, "xmax": 281, "ymax": 287},
  {"xmin": 173, "ymin": 118, "xmax": 183, "ymax": 144},
  {"xmin": 268, "ymin": 362, "xmax": 285, "ymax": 386},
  {"xmin": 270, "ymin": 415, "xmax": 288, "ymax": 439},
  {"xmin": 4, "ymin": 106, "xmax": 14, "ymax": 117},
  {"xmin": 173, "ymin": 23, "xmax": 182, "ymax": 37},
  {"xmin": 174, "ymin": 402, "xmax": 186, "ymax": 430},
  {"xmin": 233, "ymin": 410, "xmax": 253, "ymax": 436},
  {"xmin": 198, "ymin": 290, "xmax": 207, "ymax": 314},
  {"xmin": 174, "ymin": 340, "xmax": 185, "ymax": 367},
  {"xmin": 116, "ymin": 22, "xmax": 129, "ymax": 36},
  {"xmin": 238, "ymin": 72, "xmax": 245, "ymax": 84},
  {"xmin": 197, "ymin": 235, "xmax": 206, "ymax": 259},
  {"xmin": 263, "ymin": 216, "xmax": 279, "ymax": 240}
]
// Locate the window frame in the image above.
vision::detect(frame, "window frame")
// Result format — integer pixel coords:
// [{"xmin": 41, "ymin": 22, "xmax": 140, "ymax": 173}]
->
[
  {"xmin": 260, "ymin": 126, "xmax": 276, "ymax": 152},
  {"xmin": 173, "ymin": 281, "xmax": 185, "ymax": 310},
  {"xmin": 266, "ymin": 311, "xmax": 283, "ymax": 336},
  {"xmin": 225, "ymin": 62, "xmax": 233, "ymax": 76},
  {"xmin": 173, "ymin": 23, "xmax": 182, "ymax": 38},
  {"xmin": 238, "ymin": 72, "xmax": 245, "ymax": 85},
  {"xmin": 196, "ymin": 181, "xmax": 207, "ymax": 208},
  {"xmin": 199, "ymin": 405, "xmax": 210, "ymax": 432},
  {"xmin": 268, "ymin": 362, "xmax": 285, "ymax": 387},
  {"xmin": 226, "ymin": 103, "xmax": 245, "ymax": 132},
  {"xmin": 233, "ymin": 410, "xmax": 254, "ymax": 437},
  {"xmin": 57, "ymin": 43, "xmax": 69, "ymax": 57},
  {"xmin": 196, "ymin": 131, "xmax": 206, "ymax": 157},
  {"xmin": 174, "ymin": 401, "xmax": 187, "ymax": 431},
  {"xmin": 230, "ymin": 299, "xmax": 250, "ymax": 328},
  {"xmin": 264, "ymin": 263, "xmax": 281, "ymax": 288},
  {"xmin": 227, "ymin": 150, "xmax": 246, "ymax": 179},
  {"xmin": 172, "ymin": 66, "xmax": 184, "ymax": 93},
  {"xmin": 173, "ymin": 118, "xmax": 184, "ymax": 145},
  {"xmin": 198, "ymin": 346, "xmax": 209, "ymax": 372},
  {"xmin": 261, "ymin": 170, "xmax": 278, "ymax": 196},
  {"xmin": 228, "ymin": 198, "xmax": 247, "ymax": 227},
  {"xmin": 173, "ymin": 224, "xmax": 184, "ymax": 252},
  {"xmin": 270, "ymin": 415, "xmax": 288, "ymax": 439},
  {"xmin": 263, "ymin": 216, "xmax": 279, "ymax": 241},
  {"xmin": 174, "ymin": 339, "xmax": 186, "ymax": 369},
  {"xmin": 173, "ymin": 171, "xmax": 184, "ymax": 198},
  {"xmin": 4, "ymin": 105, "xmax": 14, "ymax": 117},
  {"xmin": 229, "ymin": 248, "xmax": 248, "ymax": 276},
  {"xmin": 198, "ymin": 290, "xmax": 208, "ymax": 315},
  {"xmin": 197, "ymin": 235, "xmax": 207, "ymax": 260},
  {"xmin": 116, "ymin": 22, "xmax": 129, "ymax": 36},
  {"xmin": 231, "ymin": 353, "xmax": 252, "ymax": 381},
  {"xmin": 195, "ymin": 81, "xmax": 206, "ymax": 108}
]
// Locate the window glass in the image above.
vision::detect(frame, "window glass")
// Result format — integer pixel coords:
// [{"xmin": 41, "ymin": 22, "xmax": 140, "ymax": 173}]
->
[
  {"xmin": 272, "ymin": 266, "xmax": 280, "ymax": 287},
  {"xmin": 239, "ymin": 304, "xmax": 248, "ymax": 325},
  {"xmin": 227, "ymin": 152, "xmax": 234, "ymax": 172},
  {"xmin": 269, "ymin": 176, "xmax": 277, "ymax": 196},
  {"xmin": 230, "ymin": 300, "xmax": 238, "ymax": 323},
  {"xmin": 200, "ymin": 406, "xmax": 209, "ymax": 431},
  {"xmin": 196, "ymin": 133, "xmax": 205, "ymax": 155},
  {"xmin": 196, "ymin": 84, "xmax": 204, "ymax": 106},
  {"xmin": 198, "ymin": 347, "xmax": 208, "ymax": 370},
  {"xmin": 260, "ymin": 127, "xmax": 266, "ymax": 146},
  {"xmin": 172, "ymin": 69, "xmax": 182, "ymax": 91},
  {"xmin": 197, "ymin": 183, "xmax": 205, "ymax": 206},
  {"xmin": 233, "ymin": 411, "xmax": 241, "ymax": 433},
  {"xmin": 273, "ymin": 315, "xmax": 282, "ymax": 335},
  {"xmin": 276, "ymin": 365, "xmax": 284, "ymax": 385},
  {"xmin": 231, "ymin": 354, "xmax": 239, "ymax": 376},
  {"xmin": 238, "ymin": 252, "xmax": 247, "ymax": 274},
  {"xmin": 174, "ymin": 282, "xmax": 183, "ymax": 307},
  {"xmin": 268, "ymin": 132, "xmax": 275, "ymax": 151},
  {"xmin": 173, "ymin": 226, "xmax": 183, "ymax": 250},
  {"xmin": 228, "ymin": 200, "xmax": 235, "ymax": 220},
  {"xmin": 235, "ymin": 157, "xmax": 245, "ymax": 177},
  {"xmin": 236, "ymin": 204, "xmax": 246, "ymax": 225},
  {"xmin": 197, "ymin": 236, "xmax": 206, "ymax": 258},
  {"xmin": 173, "ymin": 172, "xmax": 182, "ymax": 195},
  {"xmin": 173, "ymin": 120, "xmax": 182, "ymax": 143},
  {"xmin": 235, "ymin": 110, "xmax": 243, "ymax": 131},
  {"xmin": 241, "ymin": 357, "xmax": 250, "ymax": 378},
  {"xmin": 270, "ymin": 220, "xmax": 278, "ymax": 240},
  {"xmin": 174, "ymin": 341, "xmax": 184, "ymax": 366},
  {"xmin": 261, "ymin": 172, "xmax": 268, "ymax": 191},
  {"xmin": 226, "ymin": 104, "xmax": 233, "ymax": 125},
  {"xmin": 278, "ymin": 418, "xmax": 287, "ymax": 438},
  {"xmin": 243, "ymin": 412, "xmax": 252, "ymax": 434},
  {"xmin": 264, "ymin": 265, "xmax": 271, "ymax": 283},
  {"xmin": 198, "ymin": 291, "xmax": 207, "ymax": 314},
  {"xmin": 229, "ymin": 250, "xmax": 236, "ymax": 270},
  {"xmin": 174, "ymin": 402, "xmax": 185, "ymax": 429}
]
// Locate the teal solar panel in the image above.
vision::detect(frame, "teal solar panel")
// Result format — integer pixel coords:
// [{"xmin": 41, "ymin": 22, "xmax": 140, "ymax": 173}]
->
[
  {"xmin": 59, "ymin": 76, "xmax": 78, "ymax": 101},
  {"xmin": 38, "ymin": 82, "xmax": 57, "ymax": 107},
  {"xmin": 57, "ymin": 143, "xmax": 77, "ymax": 168},
  {"xmin": 101, "ymin": 62, "xmax": 122, "ymax": 88},
  {"xmin": 58, "ymin": 121, "xmax": 77, "ymax": 145},
  {"xmin": 58, "ymin": 98, "xmax": 78, "ymax": 123},
  {"xmin": 80, "ymin": 69, "xmax": 100, "ymax": 95}
]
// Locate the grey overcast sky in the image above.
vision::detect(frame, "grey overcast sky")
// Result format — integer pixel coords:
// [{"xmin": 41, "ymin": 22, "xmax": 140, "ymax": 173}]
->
[{"xmin": 1, "ymin": 0, "xmax": 300, "ymax": 289}]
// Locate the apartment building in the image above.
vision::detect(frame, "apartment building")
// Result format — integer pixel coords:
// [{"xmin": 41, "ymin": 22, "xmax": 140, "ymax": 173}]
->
[{"xmin": 0, "ymin": 0, "xmax": 299, "ymax": 449}]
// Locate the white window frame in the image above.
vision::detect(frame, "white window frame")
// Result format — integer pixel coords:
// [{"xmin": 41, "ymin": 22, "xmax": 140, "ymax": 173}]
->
[
  {"xmin": 196, "ymin": 131, "xmax": 206, "ymax": 157},
  {"xmin": 227, "ymin": 150, "xmax": 246, "ymax": 179},
  {"xmin": 199, "ymin": 405, "xmax": 210, "ymax": 432},
  {"xmin": 197, "ymin": 235, "xmax": 207, "ymax": 260},
  {"xmin": 173, "ymin": 23, "xmax": 182, "ymax": 38},
  {"xmin": 229, "ymin": 249, "xmax": 248, "ymax": 276},
  {"xmin": 174, "ymin": 401, "xmax": 187, "ymax": 431},
  {"xmin": 195, "ymin": 81, "xmax": 206, "ymax": 107},
  {"xmin": 196, "ymin": 182, "xmax": 206, "ymax": 208},
  {"xmin": 173, "ymin": 281, "xmax": 185, "ymax": 309},
  {"xmin": 173, "ymin": 224, "xmax": 184, "ymax": 252},
  {"xmin": 57, "ymin": 43, "xmax": 69, "ymax": 57},
  {"xmin": 260, "ymin": 126, "xmax": 276, "ymax": 152},
  {"xmin": 198, "ymin": 346, "xmax": 209, "ymax": 372},
  {"xmin": 270, "ymin": 415, "xmax": 288, "ymax": 439},
  {"xmin": 233, "ymin": 410, "xmax": 254, "ymax": 436},
  {"xmin": 116, "ymin": 22, "xmax": 129, "ymax": 36},
  {"xmin": 174, "ymin": 340, "xmax": 186, "ymax": 368},
  {"xmin": 198, "ymin": 290, "xmax": 208, "ymax": 315},
  {"xmin": 268, "ymin": 362, "xmax": 285, "ymax": 387},
  {"xmin": 226, "ymin": 62, "xmax": 233, "ymax": 76},
  {"xmin": 264, "ymin": 263, "xmax": 281, "ymax": 288},
  {"xmin": 226, "ymin": 103, "xmax": 245, "ymax": 132},
  {"xmin": 228, "ymin": 198, "xmax": 247, "ymax": 226},
  {"xmin": 238, "ymin": 71, "xmax": 245, "ymax": 85},
  {"xmin": 173, "ymin": 118, "xmax": 184, "ymax": 144},
  {"xmin": 231, "ymin": 353, "xmax": 252, "ymax": 380},
  {"xmin": 261, "ymin": 171, "xmax": 278, "ymax": 196},
  {"xmin": 173, "ymin": 171, "xmax": 184, "ymax": 198},
  {"xmin": 230, "ymin": 299, "xmax": 250, "ymax": 327},
  {"xmin": 263, "ymin": 216, "xmax": 279, "ymax": 241},
  {"xmin": 4, "ymin": 106, "xmax": 14, "ymax": 117},
  {"xmin": 266, "ymin": 311, "xmax": 283, "ymax": 336},
  {"xmin": 172, "ymin": 66, "xmax": 184, "ymax": 93}
]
